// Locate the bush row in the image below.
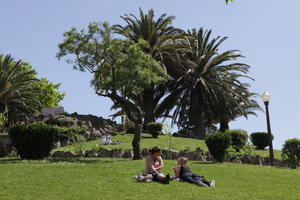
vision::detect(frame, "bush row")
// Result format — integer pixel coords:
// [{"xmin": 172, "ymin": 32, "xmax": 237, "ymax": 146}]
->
[
  {"xmin": 9, "ymin": 122, "xmax": 59, "ymax": 159},
  {"xmin": 8, "ymin": 123, "xmax": 88, "ymax": 159}
]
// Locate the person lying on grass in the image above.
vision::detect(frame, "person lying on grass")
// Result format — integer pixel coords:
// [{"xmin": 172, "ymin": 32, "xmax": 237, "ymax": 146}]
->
[
  {"xmin": 144, "ymin": 146, "xmax": 170, "ymax": 184},
  {"xmin": 173, "ymin": 157, "xmax": 215, "ymax": 187}
]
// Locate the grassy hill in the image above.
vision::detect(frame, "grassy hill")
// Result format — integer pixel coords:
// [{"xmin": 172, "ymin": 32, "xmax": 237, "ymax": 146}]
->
[
  {"xmin": 55, "ymin": 133, "xmax": 282, "ymax": 159},
  {"xmin": 0, "ymin": 157, "xmax": 299, "ymax": 200}
]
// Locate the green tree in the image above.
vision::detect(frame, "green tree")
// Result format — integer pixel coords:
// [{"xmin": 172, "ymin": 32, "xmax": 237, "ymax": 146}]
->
[
  {"xmin": 0, "ymin": 55, "xmax": 65, "ymax": 124},
  {"xmin": 57, "ymin": 22, "xmax": 168, "ymax": 159},
  {"xmin": 216, "ymin": 92, "xmax": 261, "ymax": 132},
  {"xmin": 171, "ymin": 28, "xmax": 254, "ymax": 138},
  {"xmin": 33, "ymin": 78, "xmax": 65, "ymax": 109},
  {"xmin": 0, "ymin": 55, "xmax": 40, "ymax": 124},
  {"xmin": 113, "ymin": 8, "xmax": 185, "ymax": 126}
]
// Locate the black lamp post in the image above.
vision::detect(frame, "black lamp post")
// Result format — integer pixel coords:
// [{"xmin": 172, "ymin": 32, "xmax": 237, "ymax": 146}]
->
[{"xmin": 262, "ymin": 92, "xmax": 274, "ymax": 166}]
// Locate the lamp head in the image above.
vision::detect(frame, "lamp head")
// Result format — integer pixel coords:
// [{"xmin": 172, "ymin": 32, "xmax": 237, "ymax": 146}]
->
[{"xmin": 262, "ymin": 92, "xmax": 271, "ymax": 103}]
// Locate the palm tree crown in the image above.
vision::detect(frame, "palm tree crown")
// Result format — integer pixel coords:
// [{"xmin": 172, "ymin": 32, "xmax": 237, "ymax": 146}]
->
[
  {"xmin": 0, "ymin": 55, "xmax": 40, "ymax": 123},
  {"xmin": 172, "ymin": 28, "xmax": 256, "ymax": 138}
]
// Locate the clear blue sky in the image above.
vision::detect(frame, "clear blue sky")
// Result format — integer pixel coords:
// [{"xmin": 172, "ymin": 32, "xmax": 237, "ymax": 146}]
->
[{"xmin": 1, "ymin": 0, "xmax": 299, "ymax": 149}]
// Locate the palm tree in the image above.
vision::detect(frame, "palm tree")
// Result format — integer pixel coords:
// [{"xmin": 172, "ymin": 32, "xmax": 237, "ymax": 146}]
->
[
  {"xmin": 113, "ymin": 8, "xmax": 186, "ymax": 127},
  {"xmin": 215, "ymin": 92, "xmax": 261, "ymax": 132},
  {"xmin": 0, "ymin": 55, "xmax": 40, "ymax": 124},
  {"xmin": 171, "ymin": 28, "xmax": 255, "ymax": 138}
]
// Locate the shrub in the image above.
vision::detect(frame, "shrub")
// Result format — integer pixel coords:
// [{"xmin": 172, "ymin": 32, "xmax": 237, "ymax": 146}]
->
[
  {"xmin": 226, "ymin": 129, "xmax": 248, "ymax": 151},
  {"xmin": 0, "ymin": 111, "xmax": 7, "ymax": 129},
  {"xmin": 250, "ymin": 132, "xmax": 272, "ymax": 150},
  {"xmin": 70, "ymin": 133, "xmax": 86, "ymax": 155},
  {"xmin": 57, "ymin": 126, "xmax": 87, "ymax": 146},
  {"xmin": 205, "ymin": 132, "xmax": 231, "ymax": 162},
  {"xmin": 147, "ymin": 122, "xmax": 163, "ymax": 138},
  {"xmin": 46, "ymin": 115, "xmax": 75, "ymax": 127},
  {"xmin": 226, "ymin": 145, "xmax": 254, "ymax": 161},
  {"xmin": 282, "ymin": 138, "xmax": 300, "ymax": 169},
  {"xmin": 9, "ymin": 122, "xmax": 59, "ymax": 159}
]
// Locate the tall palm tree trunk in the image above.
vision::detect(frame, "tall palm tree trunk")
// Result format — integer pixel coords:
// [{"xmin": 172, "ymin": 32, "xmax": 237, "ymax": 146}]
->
[
  {"xmin": 142, "ymin": 87, "xmax": 155, "ymax": 128},
  {"xmin": 219, "ymin": 120, "xmax": 229, "ymax": 132},
  {"xmin": 193, "ymin": 111, "xmax": 206, "ymax": 139},
  {"xmin": 190, "ymin": 86, "xmax": 206, "ymax": 138}
]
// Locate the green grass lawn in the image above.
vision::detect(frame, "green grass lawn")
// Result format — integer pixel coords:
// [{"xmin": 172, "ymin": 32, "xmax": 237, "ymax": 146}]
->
[
  {"xmin": 55, "ymin": 133, "xmax": 282, "ymax": 159},
  {"xmin": 0, "ymin": 157, "xmax": 299, "ymax": 200}
]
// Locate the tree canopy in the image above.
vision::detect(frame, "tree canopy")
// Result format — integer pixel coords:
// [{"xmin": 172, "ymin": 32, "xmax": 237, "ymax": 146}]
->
[
  {"xmin": 0, "ymin": 54, "xmax": 65, "ymax": 125},
  {"xmin": 57, "ymin": 22, "xmax": 168, "ymax": 159},
  {"xmin": 57, "ymin": 8, "xmax": 258, "ymax": 159}
]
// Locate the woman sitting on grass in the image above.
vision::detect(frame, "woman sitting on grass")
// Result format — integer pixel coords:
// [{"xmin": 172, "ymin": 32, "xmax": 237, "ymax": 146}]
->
[
  {"xmin": 173, "ymin": 157, "xmax": 215, "ymax": 187},
  {"xmin": 144, "ymin": 146, "xmax": 170, "ymax": 184}
]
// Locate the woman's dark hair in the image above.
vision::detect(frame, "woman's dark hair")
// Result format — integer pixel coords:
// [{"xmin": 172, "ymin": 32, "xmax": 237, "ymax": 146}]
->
[{"xmin": 149, "ymin": 146, "xmax": 162, "ymax": 154}]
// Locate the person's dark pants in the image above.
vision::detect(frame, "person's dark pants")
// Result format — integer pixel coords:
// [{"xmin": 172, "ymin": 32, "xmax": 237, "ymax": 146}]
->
[
  {"xmin": 182, "ymin": 173, "xmax": 210, "ymax": 186},
  {"xmin": 151, "ymin": 172, "xmax": 164, "ymax": 182},
  {"xmin": 151, "ymin": 172, "xmax": 169, "ymax": 184}
]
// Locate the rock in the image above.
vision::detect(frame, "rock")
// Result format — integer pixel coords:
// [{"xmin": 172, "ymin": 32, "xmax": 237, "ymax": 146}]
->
[
  {"xmin": 194, "ymin": 147, "xmax": 204, "ymax": 161},
  {"xmin": 93, "ymin": 130, "xmax": 102, "ymax": 137},
  {"xmin": 55, "ymin": 141, "xmax": 61, "ymax": 149},
  {"xmin": 194, "ymin": 154, "xmax": 205, "ymax": 161},
  {"xmin": 52, "ymin": 150, "xmax": 78, "ymax": 158},
  {"xmin": 81, "ymin": 120, "xmax": 93, "ymax": 129},
  {"xmin": 105, "ymin": 125, "xmax": 114, "ymax": 133},
  {"xmin": 254, "ymin": 155, "xmax": 263, "ymax": 165},
  {"xmin": 180, "ymin": 150, "xmax": 195, "ymax": 160},
  {"xmin": 99, "ymin": 149, "xmax": 113, "ymax": 157},
  {"xmin": 204, "ymin": 152, "xmax": 215, "ymax": 161},
  {"xmin": 273, "ymin": 159, "xmax": 283, "ymax": 167},
  {"xmin": 112, "ymin": 149, "xmax": 123, "ymax": 158},
  {"xmin": 122, "ymin": 150, "xmax": 133, "ymax": 158},
  {"xmin": 161, "ymin": 149, "xmax": 180, "ymax": 159},
  {"xmin": 241, "ymin": 155, "xmax": 255, "ymax": 164},
  {"xmin": 263, "ymin": 157, "xmax": 270, "ymax": 165},
  {"xmin": 231, "ymin": 159, "xmax": 242, "ymax": 164}
]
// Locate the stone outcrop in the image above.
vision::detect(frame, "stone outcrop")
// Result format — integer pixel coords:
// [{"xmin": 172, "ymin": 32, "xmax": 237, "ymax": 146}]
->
[
  {"xmin": 50, "ymin": 147, "xmax": 290, "ymax": 168},
  {"xmin": 39, "ymin": 113, "xmax": 123, "ymax": 143},
  {"xmin": 52, "ymin": 150, "xmax": 78, "ymax": 158}
]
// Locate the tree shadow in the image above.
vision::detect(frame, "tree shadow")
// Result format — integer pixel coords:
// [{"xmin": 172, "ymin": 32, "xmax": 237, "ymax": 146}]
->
[
  {"xmin": 193, "ymin": 161, "xmax": 218, "ymax": 165},
  {"xmin": 0, "ymin": 157, "xmax": 132, "ymax": 165},
  {"xmin": 141, "ymin": 136, "xmax": 154, "ymax": 139},
  {"xmin": 0, "ymin": 158, "xmax": 22, "ymax": 164}
]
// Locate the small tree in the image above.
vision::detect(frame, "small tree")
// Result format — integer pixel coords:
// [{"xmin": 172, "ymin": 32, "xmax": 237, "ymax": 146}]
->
[
  {"xmin": 33, "ymin": 78, "xmax": 65, "ymax": 109},
  {"xmin": 57, "ymin": 22, "xmax": 168, "ymax": 159},
  {"xmin": 250, "ymin": 132, "xmax": 270, "ymax": 150},
  {"xmin": 205, "ymin": 132, "xmax": 231, "ymax": 162},
  {"xmin": 147, "ymin": 122, "xmax": 163, "ymax": 138},
  {"xmin": 9, "ymin": 122, "xmax": 59, "ymax": 159},
  {"xmin": 226, "ymin": 129, "xmax": 248, "ymax": 151},
  {"xmin": 282, "ymin": 138, "xmax": 300, "ymax": 169}
]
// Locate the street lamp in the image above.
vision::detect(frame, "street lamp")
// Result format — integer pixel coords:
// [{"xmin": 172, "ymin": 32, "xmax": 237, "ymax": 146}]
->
[{"xmin": 262, "ymin": 92, "xmax": 274, "ymax": 166}]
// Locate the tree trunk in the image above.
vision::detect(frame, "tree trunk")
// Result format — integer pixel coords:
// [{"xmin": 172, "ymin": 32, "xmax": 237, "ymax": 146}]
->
[
  {"xmin": 193, "ymin": 116, "xmax": 206, "ymax": 139},
  {"xmin": 190, "ymin": 87, "xmax": 206, "ymax": 139},
  {"xmin": 219, "ymin": 120, "xmax": 229, "ymax": 132},
  {"xmin": 132, "ymin": 123, "xmax": 143, "ymax": 160},
  {"xmin": 142, "ymin": 87, "xmax": 155, "ymax": 129}
]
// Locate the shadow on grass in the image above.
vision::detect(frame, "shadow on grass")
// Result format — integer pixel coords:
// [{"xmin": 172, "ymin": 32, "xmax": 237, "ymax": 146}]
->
[
  {"xmin": 0, "ymin": 158, "xmax": 22, "ymax": 164},
  {"xmin": 47, "ymin": 157, "xmax": 131, "ymax": 164},
  {"xmin": 193, "ymin": 161, "xmax": 218, "ymax": 165},
  {"xmin": 141, "ymin": 135, "xmax": 154, "ymax": 139},
  {"xmin": 0, "ymin": 157, "xmax": 132, "ymax": 165}
]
